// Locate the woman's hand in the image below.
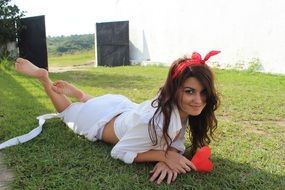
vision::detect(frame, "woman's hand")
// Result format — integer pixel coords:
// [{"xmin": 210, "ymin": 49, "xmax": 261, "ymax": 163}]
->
[
  {"xmin": 164, "ymin": 151, "xmax": 196, "ymax": 173},
  {"xmin": 149, "ymin": 161, "xmax": 178, "ymax": 184}
]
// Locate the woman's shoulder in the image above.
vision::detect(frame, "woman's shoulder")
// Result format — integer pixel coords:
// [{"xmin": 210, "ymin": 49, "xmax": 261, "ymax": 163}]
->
[{"xmin": 135, "ymin": 100, "xmax": 156, "ymax": 118}]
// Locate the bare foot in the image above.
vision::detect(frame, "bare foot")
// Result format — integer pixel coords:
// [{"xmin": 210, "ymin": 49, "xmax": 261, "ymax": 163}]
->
[
  {"xmin": 15, "ymin": 58, "xmax": 48, "ymax": 81},
  {"xmin": 52, "ymin": 80, "xmax": 85, "ymax": 100}
]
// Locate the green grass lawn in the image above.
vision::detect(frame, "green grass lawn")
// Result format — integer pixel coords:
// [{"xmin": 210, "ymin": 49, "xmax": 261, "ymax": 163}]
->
[
  {"xmin": 48, "ymin": 49, "xmax": 95, "ymax": 67},
  {"xmin": 0, "ymin": 63, "xmax": 284, "ymax": 189}
]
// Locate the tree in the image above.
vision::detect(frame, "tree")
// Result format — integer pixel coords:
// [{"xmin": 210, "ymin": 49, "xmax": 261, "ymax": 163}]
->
[{"xmin": 0, "ymin": 0, "xmax": 25, "ymax": 57}]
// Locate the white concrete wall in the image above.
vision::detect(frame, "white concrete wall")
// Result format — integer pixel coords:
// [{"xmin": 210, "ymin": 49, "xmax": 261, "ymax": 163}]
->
[
  {"xmin": 0, "ymin": 42, "xmax": 17, "ymax": 58},
  {"xmin": 95, "ymin": 0, "xmax": 285, "ymax": 74}
]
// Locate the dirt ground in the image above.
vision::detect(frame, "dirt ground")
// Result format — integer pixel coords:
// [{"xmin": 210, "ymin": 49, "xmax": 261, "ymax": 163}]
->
[
  {"xmin": 0, "ymin": 153, "xmax": 13, "ymax": 190},
  {"xmin": 48, "ymin": 61, "xmax": 95, "ymax": 73}
]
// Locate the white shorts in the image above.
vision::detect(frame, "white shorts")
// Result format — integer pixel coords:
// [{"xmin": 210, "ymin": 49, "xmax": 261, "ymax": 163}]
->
[{"xmin": 58, "ymin": 94, "xmax": 137, "ymax": 141}]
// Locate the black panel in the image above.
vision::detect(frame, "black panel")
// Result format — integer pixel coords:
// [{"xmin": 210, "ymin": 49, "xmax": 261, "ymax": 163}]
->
[
  {"xmin": 97, "ymin": 45, "xmax": 129, "ymax": 66},
  {"xmin": 96, "ymin": 21, "xmax": 129, "ymax": 66},
  {"xmin": 18, "ymin": 15, "xmax": 48, "ymax": 70}
]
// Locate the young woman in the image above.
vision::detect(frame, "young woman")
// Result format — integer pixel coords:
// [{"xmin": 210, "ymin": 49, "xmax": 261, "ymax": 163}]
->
[{"xmin": 13, "ymin": 50, "xmax": 220, "ymax": 184}]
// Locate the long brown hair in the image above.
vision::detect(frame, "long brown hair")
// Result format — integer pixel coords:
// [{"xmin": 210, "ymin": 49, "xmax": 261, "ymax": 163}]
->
[{"xmin": 148, "ymin": 57, "xmax": 220, "ymax": 157}]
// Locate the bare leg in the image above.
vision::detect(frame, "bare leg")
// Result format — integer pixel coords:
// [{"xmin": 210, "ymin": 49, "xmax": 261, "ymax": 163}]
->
[
  {"xmin": 15, "ymin": 58, "xmax": 71, "ymax": 113},
  {"xmin": 52, "ymin": 80, "xmax": 93, "ymax": 102}
]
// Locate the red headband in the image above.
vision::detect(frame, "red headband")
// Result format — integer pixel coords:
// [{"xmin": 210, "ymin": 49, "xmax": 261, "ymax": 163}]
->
[{"xmin": 172, "ymin": 50, "xmax": 221, "ymax": 79}]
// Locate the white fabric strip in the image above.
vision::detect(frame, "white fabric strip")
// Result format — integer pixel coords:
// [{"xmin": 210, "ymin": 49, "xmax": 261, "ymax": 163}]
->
[{"xmin": 0, "ymin": 113, "xmax": 58, "ymax": 150}]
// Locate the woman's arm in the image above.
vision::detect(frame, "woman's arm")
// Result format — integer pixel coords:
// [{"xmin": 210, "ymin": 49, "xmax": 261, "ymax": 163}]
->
[
  {"xmin": 110, "ymin": 122, "xmax": 194, "ymax": 172},
  {"xmin": 134, "ymin": 149, "xmax": 196, "ymax": 173},
  {"xmin": 134, "ymin": 147, "xmax": 179, "ymax": 161},
  {"xmin": 134, "ymin": 150, "xmax": 166, "ymax": 162}
]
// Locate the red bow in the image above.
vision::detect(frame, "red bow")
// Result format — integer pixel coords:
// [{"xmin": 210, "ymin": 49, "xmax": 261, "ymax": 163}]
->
[
  {"xmin": 191, "ymin": 146, "xmax": 213, "ymax": 173},
  {"xmin": 172, "ymin": 50, "xmax": 221, "ymax": 79}
]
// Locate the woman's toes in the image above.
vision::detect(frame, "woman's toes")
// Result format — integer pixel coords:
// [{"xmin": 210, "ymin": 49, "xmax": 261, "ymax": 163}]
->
[{"xmin": 51, "ymin": 85, "xmax": 62, "ymax": 94}]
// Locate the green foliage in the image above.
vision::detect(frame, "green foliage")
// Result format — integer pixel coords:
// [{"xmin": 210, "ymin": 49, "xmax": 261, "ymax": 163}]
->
[
  {"xmin": 0, "ymin": 0, "xmax": 25, "ymax": 57},
  {"xmin": 0, "ymin": 55, "xmax": 13, "ymax": 69},
  {"xmin": 47, "ymin": 34, "xmax": 94, "ymax": 55},
  {"xmin": 247, "ymin": 57, "xmax": 263, "ymax": 72},
  {"xmin": 225, "ymin": 57, "xmax": 264, "ymax": 73}
]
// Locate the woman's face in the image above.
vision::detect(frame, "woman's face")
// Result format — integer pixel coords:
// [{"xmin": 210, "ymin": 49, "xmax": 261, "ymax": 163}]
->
[{"xmin": 178, "ymin": 77, "xmax": 207, "ymax": 119}]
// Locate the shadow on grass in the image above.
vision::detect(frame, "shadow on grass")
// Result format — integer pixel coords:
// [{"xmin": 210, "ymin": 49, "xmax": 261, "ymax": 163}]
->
[
  {"xmin": 100, "ymin": 150, "xmax": 285, "ymax": 189},
  {"xmin": 6, "ymin": 118, "xmax": 284, "ymax": 190},
  {"xmin": 0, "ymin": 68, "xmax": 51, "ymax": 142},
  {"xmin": 177, "ymin": 157, "xmax": 285, "ymax": 189}
]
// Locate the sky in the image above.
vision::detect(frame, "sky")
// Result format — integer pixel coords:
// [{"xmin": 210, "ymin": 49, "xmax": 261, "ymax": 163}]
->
[{"xmin": 12, "ymin": 0, "xmax": 119, "ymax": 36}]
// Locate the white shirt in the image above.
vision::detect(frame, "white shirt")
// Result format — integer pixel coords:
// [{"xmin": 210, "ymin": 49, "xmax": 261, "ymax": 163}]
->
[{"xmin": 111, "ymin": 100, "xmax": 186, "ymax": 164}]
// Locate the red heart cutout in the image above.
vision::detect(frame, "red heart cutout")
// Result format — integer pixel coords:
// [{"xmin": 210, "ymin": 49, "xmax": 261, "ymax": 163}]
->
[{"xmin": 191, "ymin": 146, "xmax": 213, "ymax": 173}]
